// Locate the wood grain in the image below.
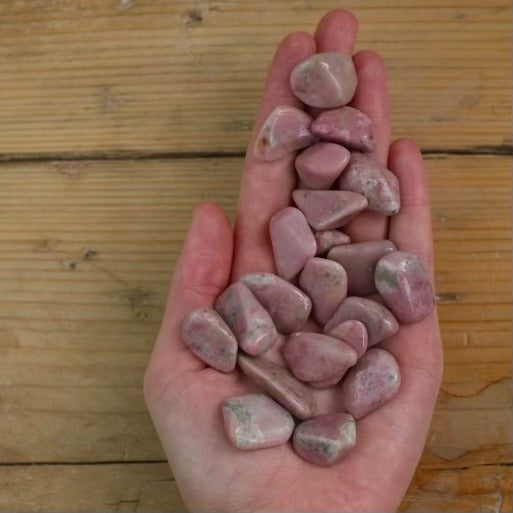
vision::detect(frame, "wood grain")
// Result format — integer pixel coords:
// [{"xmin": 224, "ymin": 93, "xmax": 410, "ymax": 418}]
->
[{"xmin": 0, "ymin": 0, "xmax": 510, "ymax": 157}]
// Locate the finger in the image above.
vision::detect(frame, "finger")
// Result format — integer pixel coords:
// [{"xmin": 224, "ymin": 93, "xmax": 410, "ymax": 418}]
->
[
  {"xmin": 146, "ymin": 202, "xmax": 233, "ymax": 384},
  {"xmin": 231, "ymin": 32, "xmax": 316, "ymax": 279},
  {"xmin": 314, "ymin": 9, "xmax": 358, "ymax": 53},
  {"xmin": 344, "ymin": 51, "xmax": 391, "ymax": 242}
]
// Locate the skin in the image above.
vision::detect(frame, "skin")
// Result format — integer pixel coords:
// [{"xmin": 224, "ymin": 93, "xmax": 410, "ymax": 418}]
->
[{"xmin": 143, "ymin": 10, "xmax": 443, "ymax": 512}]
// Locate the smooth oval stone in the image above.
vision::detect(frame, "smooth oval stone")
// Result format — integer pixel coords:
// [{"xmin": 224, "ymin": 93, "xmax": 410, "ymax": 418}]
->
[
  {"xmin": 181, "ymin": 307, "xmax": 238, "ymax": 372},
  {"xmin": 295, "ymin": 142, "xmax": 350, "ymax": 190},
  {"xmin": 327, "ymin": 240, "xmax": 396, "ymax": 296},
  {"xmin": 341, "ymin": 348, "xmax": 401, "ymax": 419},
  {"xmin": 253, "ymin": 106, "xmax": 317, "ymax": 161},
  {"xmin": 292, "ymin": 190, "xmax": 368, "ymax": 231},
  {"xmin": 238, "ymin": 354, "xmax": 317, "ymax": 419},
  {"xmin": 290, "ymin": 52, "xmax": 357, "ymax": 108},
  {"xmin": 311, "ymin": 106, "xmax": 374, "ymax": 152},
  {"xmin": 338, "ymin": 153, "xmax": 400, "ymax": 215},
  {"xmin": 375, "ymin": 251, "xmax": 435, "ymax": 323},
  {"xmin": 315, "ymin": 230, "xmax": 351, "ymax": 256},
  {"xmin": 222, "ymin": 394, "xmax": 295, "ymax": 450},
  {"xmin": 293, "ymin": 413, "xmax": 356, "ymax": 466},
  {"xmin": 299, "ymin": 258, "xmax": 347, "ymax": 325},
  {"xmin": 239, "ymin": 272, "xmax": 312, "ymax": 334},
  {"xmin": 327, "ymin": 320, "xmax": 368, "ymax": 359},
  {"xmin": 324, "ymin": 296, "xmax": 399, "ymax": 346},
  {"xmin": 282, "ymin": 333, "xmax": 357, "ymax": 382},
  {"xmin": 308, "ymin": 375, "xmax": 343, "ymax": 389},
  {"xmin": 215, "ymin": 282, "xmax": 277, "ymax": 356},
  {"xmin": 269, "ymin": 207, "xmax": 317, "ymax": 281}
]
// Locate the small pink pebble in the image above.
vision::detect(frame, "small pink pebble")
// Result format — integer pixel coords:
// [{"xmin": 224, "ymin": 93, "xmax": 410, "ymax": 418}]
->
[
  {"xmin": 295, "ymin": 142, "xmax": 350, "ymax": 190},
  {"xmin": 327, "ymin": 320, "xmax": 368, "ymax": 359},
  {"xmin": 314, "ymin": 230, "xmax": 351, "ymax": 256},
  {"xmin": 253, "ymin": 106, "xmax": 316, "ymax": 161},
  {"xmin": 269, "ymin": 207, "xmax": 317, "ymax": 281},
  {"xmin": 341, "ymin": 348, "xmax": 401, "ymax": 419},
  {"xmin": 293, "ymin": 413, "xmax": 356, "ymax": 466}
]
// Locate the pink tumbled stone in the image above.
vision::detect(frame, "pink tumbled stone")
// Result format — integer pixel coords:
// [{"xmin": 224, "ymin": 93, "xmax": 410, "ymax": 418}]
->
[
  {"xmin": 254, "ymin": 106, "xmax": 317, "ymax": 161},
  {"xmin": 315, "ymin": 230, "xmax": 351, "ymax": 256},
  {"xmin": 269, "ymin": 207, "xmax": 317, "ymax": 281},
  {"xmin": 282, "ymin": 333, "xmax": 357, "ymax": 383},
  {"xmin": 324, "ymin": 296, "xmax": 399, "ymax": 346},
  {"xmin": 299, "ymin": 258, "xmax": 347, "ymax": 325},
  {"xmin": 375, "ymin": 251, "xmax": 435, "ymax": 323},
  {"xmin": 238, "ymin": 354, "xmax": 317, "ymax": 419},
  {"xmin": 293, "ymin": 413, "xmax": 356, "ymax": 466},
  {"xmin": 222, "ymin": 394, "xmax": 295, "ymax": 450},
  {"xmin": 327, "ymin": 320, "xmax": 368, "ymax": 359},
  {"xmin": 292, "ymin": 190, "xmax": 368, "ymax": 231},
  {"xmin": 181, "ymin": 307, "xmax": 237, "ymax": 372},
  {"xmin": 295, "ymin": 142, "xmax": 350, "ymax": 190},
  {"xmin": 339, "ymin": 153, "xmax": 400, "ymax": 215},
  {"xmin": 215, "ymin": 282, "xmax": 277, "ymax": 356},
  {"xmin": 311, "ymin": 106, "xmax": 374, "ymax": 152},
  {"xmin": 290, "ymin": 52, "xmax": 357, "ymax": 108},
  {"xmin": 308, "ymin": 375, "xmax": 343, "ymax": 389},
  {"xmin": 341, "ymin": 348, "xmax": 401, "ymax": 419},
  {"xmin": 240, "ymin": 273, "xmax": 311, "ymax": 334},
  {"xmin": 327, "ymin": 240, "xmax": 396, "ymax": 296}
]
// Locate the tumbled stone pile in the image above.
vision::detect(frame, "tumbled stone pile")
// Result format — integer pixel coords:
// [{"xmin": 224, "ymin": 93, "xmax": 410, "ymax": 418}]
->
[{"xmin": 181, "ymin": 52, "xmax": 435, "ymax": 466}]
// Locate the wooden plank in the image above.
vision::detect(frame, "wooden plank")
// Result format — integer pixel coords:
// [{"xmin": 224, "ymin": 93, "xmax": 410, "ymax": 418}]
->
[{"xmin": 0, "ymin": 0, "xmax": 510, "ymax": 156}]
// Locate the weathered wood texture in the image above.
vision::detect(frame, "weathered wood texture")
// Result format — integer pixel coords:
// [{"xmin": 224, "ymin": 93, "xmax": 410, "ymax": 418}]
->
[{"xmin": 0, "ymin": 0, "xmax": 510, "ymax": 157}]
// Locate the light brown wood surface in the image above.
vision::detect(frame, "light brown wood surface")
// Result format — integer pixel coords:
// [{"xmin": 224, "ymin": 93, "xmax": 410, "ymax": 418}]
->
[{"xmin": 0, "ymin": 1, "xmax": 511, "ymax": 512}]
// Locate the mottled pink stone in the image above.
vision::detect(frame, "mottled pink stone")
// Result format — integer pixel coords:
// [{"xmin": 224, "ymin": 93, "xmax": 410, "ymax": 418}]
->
[
  {"xmin": 293, "ymin": 413, "xmax": 356, "ymax": 466},
  {"xmin": 295, "ymin": 142, "xmax": 350, "ymax": 190},
  {"xmin": 299, "ymin": 258, "xmax": 347, "ymax": 325},
  {"xmin": 327, "ymin": 240, "xmax": 396, "ymax": 296},
  {"xmin": 338, "ymin": 153, "xmax": 400, "ymax": 215},
  {"xmin": 253, "ymin": 106, "xmax": 317, "ymax": 161},
  {"xmin": 327, "ymin": 320, "xmax": 368, "ymax": 359},
  {"xmin": 269, "ymin": 207, "xmax": 317, "ymax": 281},
  {"xmin": 215, "ymin": 282, "xmax": 277, "ymax": 356},
  {"xmin": 238, "ymin": 354, "xmax": 317, "ymax": 419},
  {"xmin": 375, "ymin": 251, "xmax": 435, "ymax": 323},
  {"xmin": 290, "ymin": 52, "xmax": 357, "ymax": 108},
  {"xmin": 222, "ymin": 394, "xmax": 295, "ymax": 450},
  {"xmin": 282, "ymin": 333, "xmax": 357, "ymax": 382},
  {"xmin": 292, "ymin": 190, "xmax": 368, "ymax": 231},
  {"xmin": 240, "ymin": 273, "xmax": 311, "ymax": 334},
  {"xmin": 181, "ymin": 307, "xmax": 238, "ymax": 372},
  {"xmin": 324, "ymin": 296, "xmax": 399, "ymax": 346},
  {"xmin": 311, "ymin": 106, "xmax": 375, "ymax": 152},
  {"xmin": 314, "ymin": 230, "xmax": 351, "ymax": 256},
  {"xmin": 341, "ymin": 348, "xmax": 401, "ymax": 419}
]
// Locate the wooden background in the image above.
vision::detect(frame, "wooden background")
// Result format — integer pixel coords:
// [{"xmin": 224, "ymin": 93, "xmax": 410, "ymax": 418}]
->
[{"xmin": 0, "ymin": 1, "xmax": 511, "ymax": 511}]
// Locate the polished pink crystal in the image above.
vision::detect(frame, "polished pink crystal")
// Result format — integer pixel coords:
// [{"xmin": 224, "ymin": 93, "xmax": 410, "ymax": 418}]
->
[
  {"xmin": 327, "ymin": 240, "xmax": 396, "ymax": 296},
  {"xmin": 222, "ymin": 394, "xmax": 295, "ymax": 450},
  {"xmin": 324, "ymin": 296, "xmax": 399, "ymax": 346},
  {"xmin": 299, "ymin": 258, "xmax": 347, "ymax": 325},
  {"xmin": 295, "ymin": 142, "xmax": 350, "ymax": 189},
  {"xmin": 341, "ymin": 348, "xmax": 401, "ymax": 419},
  {"xmin": 292, "ymin": 190, "xmax": 368, "ymax": 231},
  {"xmin": 290, "ymin": 52, "xmax": 357, "ymax": 108},
  {"xmin": 181, "ymin": 307, "xmax": 238, "ymax": 372},
  {"xmin": 314, "ymin": 230, "xmax": 351, "ymax": 256},
  {"xmin": 253, "ymin": 106, "xmax": 317, "ymax": 161},
  {"xmin": 311, "ymin": 106, "xmax": 374, "ymax": 152},
  {"xmin": 339, "ymin": 153, "xmax": 400, "ymax": 215},
  {"xmin": 238, "ymin": 354, "xmax": 317, "ymax": 419},
  {"xmin": 282, "ymin": 332, "xmax": 357, "ymax": 383},
  {"xmin": 240, "ymin": 272, "xmax": 311, "ymax": 334},
  {"xmin": 327, "ymin": 320, "xmax": 368, "ymax": 359},
  {"xmin": 215, "ymin": 282, "xmax": 277, "ymax": 356},
  {"xmin": 293, "ymin": 413, "xmax": 356, "ymax": 466},
  {"xmin": 375, "ymin": 251, "xmax": 435, "ymax": 323},
  {"xmin": 269, "ymin": 207, "xmax": 317, "ymax": 281}
]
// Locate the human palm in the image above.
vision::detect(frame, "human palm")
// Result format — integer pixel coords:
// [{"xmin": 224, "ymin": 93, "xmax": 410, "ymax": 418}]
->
[{"xmin": 144, "ymin": 10, "xmax": 443, "ymax": 512}]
